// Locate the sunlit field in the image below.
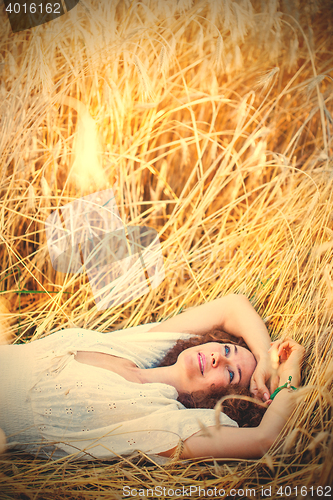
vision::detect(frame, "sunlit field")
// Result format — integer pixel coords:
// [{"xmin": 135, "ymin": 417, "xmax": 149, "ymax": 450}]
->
[{"xmin": 0, "ymin": 0, "xmax": 333, "ymax": 497}]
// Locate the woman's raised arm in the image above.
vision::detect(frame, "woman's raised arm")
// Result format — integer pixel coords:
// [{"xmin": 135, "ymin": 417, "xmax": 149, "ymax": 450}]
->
[
  {"xmin": 150, "ymin": 294, "xmax": 270, "ymax": 353},
  {"xmin": 150, "ymin": 294, "xmax": 272, "ymax": 399},
  {"xmin": 160, "ymin": 387, "xmax": 298, "ymax": 459}
]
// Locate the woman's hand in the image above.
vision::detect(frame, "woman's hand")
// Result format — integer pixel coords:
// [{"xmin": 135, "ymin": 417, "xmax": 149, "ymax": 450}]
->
[
  {"xmin": 249, "ymin": 354, "xmax": 273, "ymax": 402},
  {"xmin": 269, "ymin": 338, "xmax": 305, "ymax": 391}
]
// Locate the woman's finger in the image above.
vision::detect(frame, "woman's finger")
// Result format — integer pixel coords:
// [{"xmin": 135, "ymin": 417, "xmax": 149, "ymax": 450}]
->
[
  {"xmin": 251, "ymin": 374, "xmax": 270, "ymax": 401},
  {"xmin": 254, "ymin": 373, "xmax": 271, "ymax": 401},
  {"xmin": 249, "ymin": 377, "xmax": 258, "ymax": 396},
  {"xmin": 260, "ymin": 387, "xmax": 270, "ymax": 402},
  {"xmin": 269, "ymin": 373, "xmax": 280, "ymax": 394},
  {"xmin": 277, "ymin": 338, "xmax": 297, "ymax": 350},
  {"xmin": 268, "ymin": 339, "xmax": 281, "ymax": 352},
  {"xmin": 269, "ymin": 344, "xmax": 280, "ymax": 369}
]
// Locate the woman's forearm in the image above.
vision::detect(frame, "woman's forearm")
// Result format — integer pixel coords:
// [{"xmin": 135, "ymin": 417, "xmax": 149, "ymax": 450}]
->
[
  {"xmin": 221, "ymin": 294, "xmax": 271, "ymax": 361},
  {"xmin": 259, "ymin": 387, "xmax": 298, "ymax": 449},
  {"xmin": 150, "ymin": 294, "xmax": 271, "ymax": 362},
  {"xmin": 161, "ymin": 387, "xmax": 299, "ymax": 460}
]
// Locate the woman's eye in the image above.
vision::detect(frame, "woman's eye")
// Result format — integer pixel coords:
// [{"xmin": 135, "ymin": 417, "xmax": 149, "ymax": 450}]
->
[
  {"xmin": 225, "ymin": 345, "xmax": 230, "ymax": 356},
  {"xmin": 229, "ymin": 370, "xmax": 234, "ymax": 383}
]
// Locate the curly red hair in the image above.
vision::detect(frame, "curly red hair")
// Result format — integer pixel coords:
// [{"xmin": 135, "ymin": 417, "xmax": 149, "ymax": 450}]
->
[{"xmin": 157, "ymin": 327, "xmax": 266, "ymax": 427}]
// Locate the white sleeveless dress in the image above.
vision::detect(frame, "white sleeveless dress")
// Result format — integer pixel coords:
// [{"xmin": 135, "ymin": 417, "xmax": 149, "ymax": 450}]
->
[{"xmin": 0, "ymin": 323, "xmax": 238, "ymax": 460}]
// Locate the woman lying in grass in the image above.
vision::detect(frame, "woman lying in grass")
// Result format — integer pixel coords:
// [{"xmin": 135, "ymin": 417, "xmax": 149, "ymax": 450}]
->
[{"xmin": 0, "ymin": 293, "xmax": 304, "ymax": 460}]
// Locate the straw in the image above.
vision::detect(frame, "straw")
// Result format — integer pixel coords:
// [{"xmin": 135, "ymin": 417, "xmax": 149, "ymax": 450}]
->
[{"xmin": 0, "ymin": 0, "xmax": 332, "ymax": 497}]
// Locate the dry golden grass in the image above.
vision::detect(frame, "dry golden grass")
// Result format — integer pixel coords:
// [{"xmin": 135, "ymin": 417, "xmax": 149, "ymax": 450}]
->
[{"xmin": 0, "ymin": 0, "xmax": 333, "ymax": 498}]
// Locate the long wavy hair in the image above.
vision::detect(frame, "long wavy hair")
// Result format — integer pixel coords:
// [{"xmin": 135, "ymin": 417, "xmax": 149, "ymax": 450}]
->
[{"xmin": 157, "ymin": 327, "xmax": 266, "ymax": 427}]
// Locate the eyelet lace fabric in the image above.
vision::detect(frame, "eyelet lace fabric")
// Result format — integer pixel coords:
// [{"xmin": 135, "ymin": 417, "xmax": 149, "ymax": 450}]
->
[{"xmin": 0, "ymin": 323, "xmax": 238, "ymax": 460}]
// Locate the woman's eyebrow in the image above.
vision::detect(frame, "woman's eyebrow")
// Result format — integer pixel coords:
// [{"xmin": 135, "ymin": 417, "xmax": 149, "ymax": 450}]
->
[{"xmin": 234, "ymin": 345, "xmax": 242, "ymax": 383}]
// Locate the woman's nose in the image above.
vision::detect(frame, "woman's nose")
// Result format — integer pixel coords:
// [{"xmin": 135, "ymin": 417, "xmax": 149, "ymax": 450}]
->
[{"xmin": 211, "ymin": 352, "xmax": 224, "ymax": 367}]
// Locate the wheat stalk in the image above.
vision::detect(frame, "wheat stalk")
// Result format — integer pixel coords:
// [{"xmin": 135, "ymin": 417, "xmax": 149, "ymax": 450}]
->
[{"xmin": 0, "ymin": 0, "xmax": 332, "ymax": 497}]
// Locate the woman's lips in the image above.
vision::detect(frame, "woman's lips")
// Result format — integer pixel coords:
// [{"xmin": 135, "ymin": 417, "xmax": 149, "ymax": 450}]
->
[{"xmin": 198, "ymin": 352, "xmax": 205, "ymax": 374}]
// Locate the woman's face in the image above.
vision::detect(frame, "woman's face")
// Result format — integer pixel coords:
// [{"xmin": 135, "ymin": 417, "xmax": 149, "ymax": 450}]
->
[{"xmin": 176, "ymin": 342, "xmax": 257, "ymax": 394}]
